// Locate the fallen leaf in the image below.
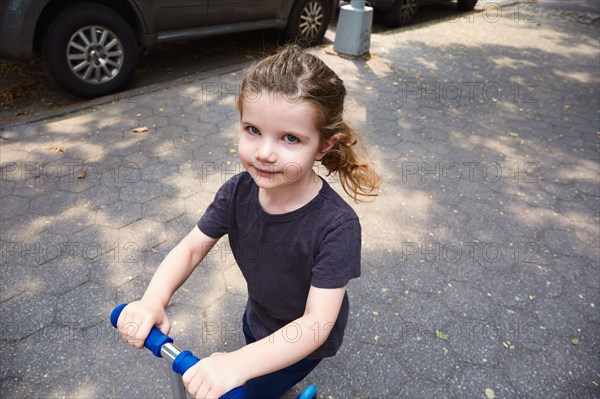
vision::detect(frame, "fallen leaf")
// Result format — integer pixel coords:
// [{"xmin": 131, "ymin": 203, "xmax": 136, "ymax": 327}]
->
[
  {"xmin": 229, "ymin": 148, "xmax": 236, "ymax": 153},
  {"xmin": 324, "ymin": 47, "xmax": 338, "ymax": 56},
  {"xmin": 46, "ymin": 145, "xmax": 68, "ymax": 152},
  {"xmin": 508, "ymin": 132, "xmax": 520, "ymax": 138},
  {"xmin": 571, "ymin": 338, "xmax": 580, "ymax": 346},
  {"xmin": 435, "ymin": 329, "xmax": 449, "ymax": 340},
  {"xmin": 485, "ymin": 388, "xmax": 496, "ymax": 399},
  {"xmin": 132, "ymin": 126, "xmax": 149, "ymax": 133},
  {"xmin": 78, "ymin": 170, "xmax": 86, "ymax": 179},
  {"xmin": 381, "ymin": 288, "xmax": 389, "ymax": 293},
  {"xmin": 502, "ymin": 341, "xmax": 516, "ymax": 350}
]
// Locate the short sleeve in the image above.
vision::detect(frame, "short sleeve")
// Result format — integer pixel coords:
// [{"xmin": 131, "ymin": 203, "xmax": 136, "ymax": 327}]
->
[
  {"xmin": 197, "ymin": 174, "xmax": 239, "ymax": 239},
  {"xmin": 311, "ymin": 219, "xmax": 361, "ymax": 288}
]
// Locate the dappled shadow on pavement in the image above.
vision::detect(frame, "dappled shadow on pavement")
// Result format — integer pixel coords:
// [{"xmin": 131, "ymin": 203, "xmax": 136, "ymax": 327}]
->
[{"xmin": 1, "ymin": 4, "xmax": 599, "ymax": 398}]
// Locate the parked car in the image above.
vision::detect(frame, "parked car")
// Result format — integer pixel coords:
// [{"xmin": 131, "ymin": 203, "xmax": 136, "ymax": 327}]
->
[
  {"xmin": 0, "ymin": 0, "xmax": 335, "ymax": 98},
  {"xmin": 368, "ymin": 0, "xmax": 478, "ymax": 27}
]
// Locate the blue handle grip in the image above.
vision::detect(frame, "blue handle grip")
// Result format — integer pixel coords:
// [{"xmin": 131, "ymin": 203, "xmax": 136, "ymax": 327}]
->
[
  {"xmin": 172, "ymin": 350, "xmax": 199, "ymax": 374},
  {"xmin": 110, "ymin": 304, "xmax": 247, "ymax": 399}
]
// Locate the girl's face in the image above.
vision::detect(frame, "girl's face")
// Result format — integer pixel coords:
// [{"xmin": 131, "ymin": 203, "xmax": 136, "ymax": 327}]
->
[{"xmin": 238, "ymin": 91, "xmax": 332, "ymax": 192}]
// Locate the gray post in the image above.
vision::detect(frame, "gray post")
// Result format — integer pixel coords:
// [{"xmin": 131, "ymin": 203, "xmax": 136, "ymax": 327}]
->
[{"xmin": 333, "ymin": 0, "xmax": 373, "ymax": 57}]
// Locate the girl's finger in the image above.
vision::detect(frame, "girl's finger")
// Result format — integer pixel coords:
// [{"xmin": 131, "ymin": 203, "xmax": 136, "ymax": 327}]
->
[
  {"xmin": 182, "ymin": 363, "xmax": 198, "ymax": 385},
  {"xmin": 133, "ymin": 319, "xmax": 152, "ymax": 349},
  {"xmin": 157, "ymin": 318, "xmax": 171, "ymax": 336},
  {"xmin": 196, "ymin": 383, "xmax": 210, "ymax": 399},
  {"xmin": 187, "ymin": 378, "xmax": 201, "ymax": 398}
]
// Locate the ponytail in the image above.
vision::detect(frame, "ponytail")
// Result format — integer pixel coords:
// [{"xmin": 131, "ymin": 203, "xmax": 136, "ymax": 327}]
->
[{"xmin": 320, "ymin": 122, "xmax": 380, "ymax": 203}]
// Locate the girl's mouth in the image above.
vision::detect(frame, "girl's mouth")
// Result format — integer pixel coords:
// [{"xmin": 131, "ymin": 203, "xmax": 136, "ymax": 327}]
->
[{"xmin": 255, "ymin": 167, "xmax": 279, "ymax": 179}]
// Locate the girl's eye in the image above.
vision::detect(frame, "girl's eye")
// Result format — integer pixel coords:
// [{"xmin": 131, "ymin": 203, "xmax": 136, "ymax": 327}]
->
[
  {"xmin": 283, "ymin": 134, "xmax": 299, "ymax": 144},
  {"xmin": 247, "ymin": 126, "xmax": 260, "ymax": 135}
]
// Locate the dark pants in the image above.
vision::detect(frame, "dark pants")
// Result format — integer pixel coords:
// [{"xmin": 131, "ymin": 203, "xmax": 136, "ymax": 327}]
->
[{"xmin": 242, "ymin": 313, "xmax": 321, "ymax": 399}]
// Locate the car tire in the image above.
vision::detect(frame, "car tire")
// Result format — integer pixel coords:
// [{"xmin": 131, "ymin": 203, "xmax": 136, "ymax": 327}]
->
[
  {"xmin": 285, "ymin": 0, "xmax": 331, "ymax": 46},
  {"xmin": 43, "ymin": 4, "xmax": 137, "ymax": 98},
  {"xmin": 457, "ymin": 0, "xmax": 478, "ymax": 11},
  {"xmin": 383, "ymin": 0, "xmax": 420, "ymax": 27}
]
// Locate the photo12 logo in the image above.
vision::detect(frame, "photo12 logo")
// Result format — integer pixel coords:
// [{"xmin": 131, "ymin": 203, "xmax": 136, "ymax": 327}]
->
[
  {"xmin": 447, "ymin": 3, "xmax": 540, "ymax": 24},
  {"xmin": 398, "ymin": 81, "xmax": 539, "ymax": 105},
  {"xmin": 200, "ymin": 161, "xmax": 339, "ymax": 184},
  {"xmin": 400, "ymin": 241, "xmax": 542, "ymax": 264},
  {"xmin": 1, "ymin": 161, "xmax": 141, "ymax": 184},
  {"xmin": 1, "ymin": 241, "xmax": 140, "ymax": 265},
  {"xmin": 399, "ymin": 319, "xmax": 540, "ymax": 346},
  {"xmin": 401, "ymin": 161, "xmax": 540, "ymax": 184}
]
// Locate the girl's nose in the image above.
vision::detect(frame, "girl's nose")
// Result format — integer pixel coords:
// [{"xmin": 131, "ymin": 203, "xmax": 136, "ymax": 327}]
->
[{"xmin": 255, "ymin": 140, "xmax": 277, "ymax": 164}]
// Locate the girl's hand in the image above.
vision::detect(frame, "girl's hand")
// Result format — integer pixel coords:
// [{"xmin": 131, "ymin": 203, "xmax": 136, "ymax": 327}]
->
[
  {"xmin": 182, "ymin": 352, "xmax": 247, "ymax": 399},
  {"xmin": 116, "ymin": 299, "xmax": 170, "ymax": 349}
]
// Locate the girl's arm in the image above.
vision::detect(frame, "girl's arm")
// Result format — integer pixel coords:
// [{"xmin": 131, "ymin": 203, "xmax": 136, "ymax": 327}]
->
[
  {"xmin": 182, "ymin": 285, "xmax": 346, "ymax": 398},
  {"xmin": 117, "ymin": 226, "xmax": 218, "ymax": 348}
]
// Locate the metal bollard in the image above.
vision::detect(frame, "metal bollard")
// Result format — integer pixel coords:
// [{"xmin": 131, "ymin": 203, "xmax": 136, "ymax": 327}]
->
[{"xmin": 334, "ymin": 0, "xmax": 373, "ymax": 57}]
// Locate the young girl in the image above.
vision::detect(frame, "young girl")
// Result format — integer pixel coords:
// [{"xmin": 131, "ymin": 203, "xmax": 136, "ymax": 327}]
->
[{"xmin": 117, "ymin": 45, "xmax": 380, "ymax": 399}]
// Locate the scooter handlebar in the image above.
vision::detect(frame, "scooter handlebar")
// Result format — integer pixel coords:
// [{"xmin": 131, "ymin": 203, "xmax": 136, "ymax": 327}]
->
[{"xmin": 110, "ymin": 303, "xmax": 246, "ymax": 399}]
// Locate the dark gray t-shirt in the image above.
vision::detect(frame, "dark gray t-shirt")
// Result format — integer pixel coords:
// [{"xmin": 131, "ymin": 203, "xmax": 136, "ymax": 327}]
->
[{"xmin": 198, "ymin": 172, "xmax": 361, "ymax": 359}]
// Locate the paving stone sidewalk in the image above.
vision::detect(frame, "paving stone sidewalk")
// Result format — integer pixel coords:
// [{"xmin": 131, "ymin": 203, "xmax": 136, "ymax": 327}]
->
[{"xmin": 1, "ymin": 3, "xmax": 599, "ymax": 398}]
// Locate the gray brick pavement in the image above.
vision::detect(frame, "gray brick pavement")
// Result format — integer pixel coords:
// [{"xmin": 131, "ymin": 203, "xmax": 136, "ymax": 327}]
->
[{"xmin": 1, "ymin": 3, "xmax": 599, "ymax": 398}]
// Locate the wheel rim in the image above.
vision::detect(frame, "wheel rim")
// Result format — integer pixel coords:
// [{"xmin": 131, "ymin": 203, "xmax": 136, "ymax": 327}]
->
[
  {"xmin": 66, "ymin": 25, "xmax": 124, "ymax": 85},
  {"xmin": 299, "ymin": 1, "xmax": 324, "ymax": 40},
  {"xmin": 398, "ymin": 0, "xmax": 419, "ymax": 24}
]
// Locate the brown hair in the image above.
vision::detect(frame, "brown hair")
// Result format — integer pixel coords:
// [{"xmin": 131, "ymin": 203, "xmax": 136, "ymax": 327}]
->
[{"xmin": 237, "ymin": 45, "xmax": 380, "ymax": 203}]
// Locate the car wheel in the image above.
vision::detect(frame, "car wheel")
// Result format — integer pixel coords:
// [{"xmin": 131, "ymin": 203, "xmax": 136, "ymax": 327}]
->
[
  {"xmin": 286, "ymin": 0, "xmax": 331, "ymax": 46},
  {"xmin": 384, "ymin": 0, "xmax": 420, "ymax": 27},
  {"xmin": 43, "ymin": 4, "xmax": 137, "ymax": 98},
  {"xmin": 457, "ymin": 0, "xmax": 478, "ymax": 11}
]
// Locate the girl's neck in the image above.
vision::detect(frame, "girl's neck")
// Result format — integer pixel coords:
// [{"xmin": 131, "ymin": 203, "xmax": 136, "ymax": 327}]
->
[{"xmin": 258, "ymin": 170, "xmax": 322, "ymax": 214}]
